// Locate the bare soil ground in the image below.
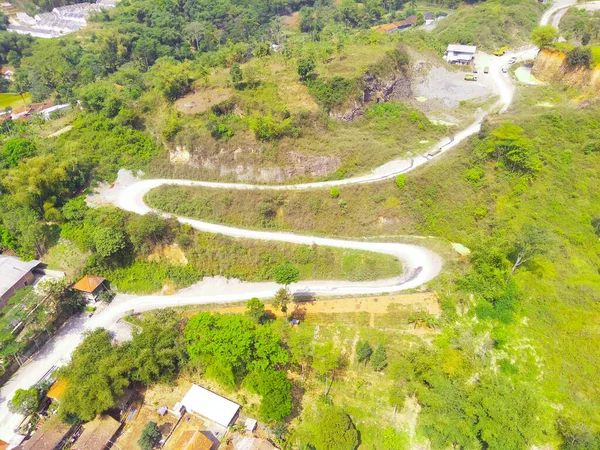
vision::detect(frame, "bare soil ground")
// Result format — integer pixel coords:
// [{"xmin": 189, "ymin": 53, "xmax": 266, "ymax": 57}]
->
[
  {"xmin": 114, "ymin": 403, "xmax": 177, "ymax": 450},
  {"xmin": 191, "ymin": 292, "xmax": 439, "ymax": 317},
  {"xmin": 175, "ymin": 86, "xmax": 234, "ymax": 115}
]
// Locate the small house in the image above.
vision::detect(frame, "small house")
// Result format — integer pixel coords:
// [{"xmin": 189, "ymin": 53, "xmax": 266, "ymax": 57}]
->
[
  {"xmin": 72, "ymin": 275, "xmax": 106, "ymax": 301},
  {"xmin": 174, "ymin": 384, "xmax": 241, "ymax": 428},
  {"xmin": 444, "ymin": 44, "xmax": 477, "ymax": 64},
  {"xmin": 72, "ymin": 415, "xmax": 120, "ymax": 450},
  {"xmin": 171, "ymin": 431, "xmax": 213, "ymax": 450},
  {"xmin": 1, "ymin": 67, "xmax": 15, "ymax": 80},
  {"xmin": 20, "ymin": 419, "xmax": 73, "ymax": 450},
  {"xmin": 424, "ymin": 12, "xmax": 435, "ymax": 25},
  {"xmin": 371, "ymin": 15, "xmax": 416, "ymax": 33}
]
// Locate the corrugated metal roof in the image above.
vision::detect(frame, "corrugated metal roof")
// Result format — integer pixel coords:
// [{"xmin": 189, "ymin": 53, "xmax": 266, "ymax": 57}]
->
[
  {"xmin": 447, "ymin": 44, "xmax": 477, "ymax": 53},
  {"xmin": 0, "ymin": 255, "xmax": 40, "ymax": 299},
  {"xmin": 180, "ymin": 385, "xmax": 240, "ymax": 428}
]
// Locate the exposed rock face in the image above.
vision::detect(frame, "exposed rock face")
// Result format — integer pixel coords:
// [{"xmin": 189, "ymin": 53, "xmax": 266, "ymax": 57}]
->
[
  {"xmin": 183, "ymin": 145, "xmax": 341, "ymax": 183},
  {"xmin": 532, "ymin": 49, "xmax": 600, "ymax": 92},
  {"xmin": 330, "ymin": 61, "xmax": 413, "ymax": 122}
]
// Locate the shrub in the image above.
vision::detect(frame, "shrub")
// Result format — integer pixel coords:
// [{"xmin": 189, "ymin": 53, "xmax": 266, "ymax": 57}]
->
[
  {"xmin": 307, "ymin": 76, "xmax": 356, "ymax": 110},
  {"xmin": 297, "ymin": 56, "xmax": 316, "ymax": 80},
  {"xmin": 395, "ymin": 174, "xmax": 406, "ymax": 189},
  {"xmin": 330, "ymin": 187, "xmax": 340, "ymax": 198},
  {"xmin": 272, "ymin": 262, "xmax": 300, "ymax": 285},
  {"xmin": 566, "ymin": 47, "xmax": 592, "ymax": 67},
  {"xmin": 248, "ymin": 115, "xmax": 298, "ymax": 141}
]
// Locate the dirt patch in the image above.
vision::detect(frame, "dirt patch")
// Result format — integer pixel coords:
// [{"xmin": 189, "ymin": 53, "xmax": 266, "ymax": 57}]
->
[
  {"xmin": 186, "ymin": 292, "xmax": 440, "ymax": 319},
  {"xmin": 147, "ymin": 244, "xmax": 188, "ymax": 266},
  {"xmin": 114, "ymin": 404, "xmax": 176, "ymax": 450},
  {"xmin": 175, "ymin": 86, "xmax": 234, "ymax": 115},
  {"xmin": 282, "ymin": 12, "xmax": 301, "ymax": 31}
]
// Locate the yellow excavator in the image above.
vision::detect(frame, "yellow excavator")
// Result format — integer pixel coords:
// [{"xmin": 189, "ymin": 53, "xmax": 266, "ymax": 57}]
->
[{"xmin": 493, "ymin": 45, "xmax": 509, "ymax": 56}]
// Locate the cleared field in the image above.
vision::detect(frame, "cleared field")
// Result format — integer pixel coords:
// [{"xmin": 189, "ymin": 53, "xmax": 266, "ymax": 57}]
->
[{"xmin": 0, "ymin": 93, "xmax": 31, "ymax": 110}]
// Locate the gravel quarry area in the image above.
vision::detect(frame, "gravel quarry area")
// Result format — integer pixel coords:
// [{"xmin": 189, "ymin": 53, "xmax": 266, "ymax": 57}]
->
[{"xmin": 413, "ymin": 63, "xmax": 494, "ymax": 110}]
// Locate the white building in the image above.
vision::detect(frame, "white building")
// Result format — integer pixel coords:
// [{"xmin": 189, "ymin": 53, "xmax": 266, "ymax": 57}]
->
[
  {"xmin": 174, "ymin": 385, "xmax": 241, "ymax": 428},
  {"xmin": 444, "ymin": 44, "xmax": 477, "ymax": 64}
]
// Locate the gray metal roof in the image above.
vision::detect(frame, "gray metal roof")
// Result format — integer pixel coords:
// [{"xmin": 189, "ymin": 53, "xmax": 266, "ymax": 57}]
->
[
  {"xmin": 447, "ymin": 44, "xmax": 477, "ymax": 54},
  {"xmin": 0, "ymin": 255, "xmax": 40, "ymax": 299}
]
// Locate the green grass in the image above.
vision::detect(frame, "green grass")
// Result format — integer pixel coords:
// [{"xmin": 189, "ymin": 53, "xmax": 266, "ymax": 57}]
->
[{"xmin": 0, "ymin": 93, "xmax": 31, "ymax": 111}]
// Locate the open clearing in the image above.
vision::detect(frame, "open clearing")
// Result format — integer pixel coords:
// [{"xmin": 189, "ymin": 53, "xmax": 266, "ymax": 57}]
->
[
  {"xmin": 0, "ymin": 93, "xmax": 31, "ymax": 110},
  {"xmin": 184, "ymin": 292, "xmax": 440, "ymax": 332}
]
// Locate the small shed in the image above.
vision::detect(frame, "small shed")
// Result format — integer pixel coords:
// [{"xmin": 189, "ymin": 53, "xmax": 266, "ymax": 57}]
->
[
  {"xmin": 174, "ymin": 384, "xmax": 241, "ymax": 428},
  {"xmin": 244, "ymin": 418, "xmax": 257, "ymax": 433},
  {"xmin": 424, "ymin": 12, "xmax": 435, "ymax": 25},
  {"xmin": 72, "ymin": 415, "xmax": 120, "ymax": 450},
  {"xmin": 72, "ymin": 275, "xmax": 106, "ymax": 301}
]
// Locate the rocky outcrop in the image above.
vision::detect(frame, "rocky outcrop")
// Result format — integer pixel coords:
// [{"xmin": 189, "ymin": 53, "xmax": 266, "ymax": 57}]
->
[
  {"xmin": 179, "ymin": 144, "xmax": 341, "ymax": 183},
  {"xmin": 330, "ymin": 54, "xmax": 413, "ymax": 122},
  {"xmin": 532, "ymin": 49, "xmax": 600, "ymax": 92}
]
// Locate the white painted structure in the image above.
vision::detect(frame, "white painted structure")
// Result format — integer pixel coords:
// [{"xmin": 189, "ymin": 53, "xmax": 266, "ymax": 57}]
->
[
  {"xmin": 445, "ymin": 44, "xmax": 477, "ymax": 64},
  {"xmin": 174, "ymin": 385, "xmax": 241, "ymax": 428}
]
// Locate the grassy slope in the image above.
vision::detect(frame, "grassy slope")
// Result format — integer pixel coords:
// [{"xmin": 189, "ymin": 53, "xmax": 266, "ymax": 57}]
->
[
  {"xmin": 433, "ymin": 0, "xmax": 542, "ymax": 51},
  {"xmin": 151, "ymin": 40, "xmax": 452, "ymax": 182},
  {"xmin": 147, "ymin": 84, "xmax": 600, "ymax": 430}
]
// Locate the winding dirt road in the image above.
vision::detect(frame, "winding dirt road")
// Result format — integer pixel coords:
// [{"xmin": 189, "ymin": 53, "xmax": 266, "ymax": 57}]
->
[{"xmin": 0, "ymin": 1, "xmax": 579, "ymax": 441}]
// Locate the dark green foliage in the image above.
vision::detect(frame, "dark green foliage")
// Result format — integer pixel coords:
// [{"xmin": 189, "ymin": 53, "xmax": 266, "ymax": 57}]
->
[
  {"xmin": 566, "ymin": 47, "xmax": 593, "ymax": 67},
  {"xmin": 93, "ymin": 227, "xmax": 127, "ymax": 258},
  {"xmin": 272, "ymin": 262, "xmax": 300, "ymax": 285},
  {"xmin": 246, "ymin": 368, "xmax": 293, "ymax": 422},
  {"xmin": 355, "ymin": 340, "xmax": 372, "ymax": 365},
  {"xmin": 371, "ymin": 344, "xmax": 387, "ymax": 371},
  {"xmin": 138, "ymin": 421, "xmax": 161, "ymax": 450},
  {"xmin": 9, "ymin": 387, "xmax": 39, "ymax": 415},
  {"xmin": 273, "ymin": 287, "xmax": 292, "ymax": 314},
  {"xmin": 297, "ymin": 56, "xmax": 316, "ymax": 80},
  {"xmin": 126, "ymin": 212, "xmax": 168, "ymax": 255},
  {"xmin": 58, "ymin": 329, "xmax": 132, "ymax": 422},
  {"xmin": 184, "ymin": 312, "xmax": 289, "ymax": 388},
  {"xmin": 245, "ymin": 297, "xmax": 266, "ymax": 324},
  {"xmin": 0, "ymin": 138, "xmax": 36, "ymax": 168},
  {"xmin": 307, "ymin": 76, "xmax": 356, "ymax": 110},
  {"xmin": 128, "ymin": 310, "xmax": 187, "ymax": 385},
  {"xmin": 313, "ymin": 407, "xmax": 359, "ymax": 450},
  {"xmin": 230, "ymin": 63, "xmax": 243, "ymax": 86}
]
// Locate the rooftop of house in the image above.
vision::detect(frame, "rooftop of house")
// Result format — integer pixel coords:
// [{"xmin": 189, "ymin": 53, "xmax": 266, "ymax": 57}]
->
[
  {"xmin": 46, "ymin": 379, "xmax": 67, "ymax": 401},
  {"xmin": 172, "ymin": 430, "xmax": 213, "ymax": 450},
  {"xmin": 72, "ymin": 275, "xmax": 105, "ymax": 294},
  {"xmin": 20, "ymin": 419, "xmax": 72, "ymax": 450},
  {"xmin": 0, "ymin": 255, "xmax": 40, "ymax": 299},
  {"xmin": 447, "ymin": 44, "xmax": 477, "ymax": 53},
  {"xmin": 72, "ymin": 415, "xmax": 120, "ymax": 450}
]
